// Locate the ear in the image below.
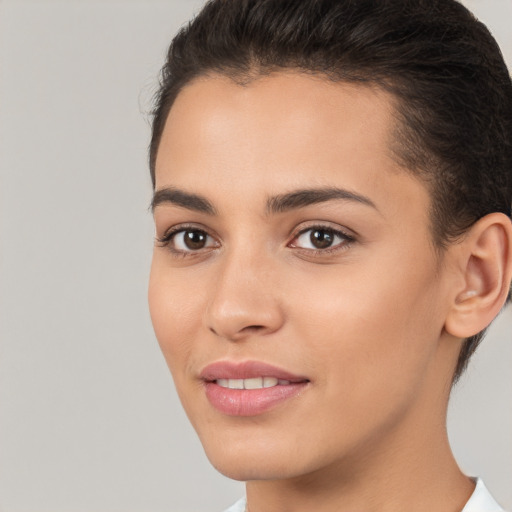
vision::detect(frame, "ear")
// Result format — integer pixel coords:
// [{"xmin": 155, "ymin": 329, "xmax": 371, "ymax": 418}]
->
[{"xmin": 445, "ymin": 213, "xmax": 512, "ymax": 339}]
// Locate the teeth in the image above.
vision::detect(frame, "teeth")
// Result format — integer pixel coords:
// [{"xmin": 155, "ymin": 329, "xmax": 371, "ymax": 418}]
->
[
  {"xmin": 231, "ymin": 379, "xmax": 244, "ymax": 389},
  {"xmin": 216, "ymin": 377, "xmax": 284, "ymax": 389},
  {"xmin": 244, "ymin": 377, "xmax": 264, "ymax": 389},
  {"xmin": 263, "ymin": 377, "xmax": 278, "ymax": 388}
]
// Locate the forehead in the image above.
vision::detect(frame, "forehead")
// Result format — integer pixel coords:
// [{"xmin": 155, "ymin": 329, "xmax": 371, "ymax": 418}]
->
[
  {"xmin": 158, "ymin": 72, "xmax": 397, "ymax": 178},
  {"xmin": 155, "ymin": 72, "xmax": 430, "ymax": 227}
]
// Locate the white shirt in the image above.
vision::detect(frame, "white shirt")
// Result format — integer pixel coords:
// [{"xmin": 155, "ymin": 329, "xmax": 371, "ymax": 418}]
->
[
  {"xmin": 222, "ymin": 479, "xmax": 506, "ymax": 512},
  {"xmin": 462, "ymin": 479, "xmax": 505, "ymax": 512}
]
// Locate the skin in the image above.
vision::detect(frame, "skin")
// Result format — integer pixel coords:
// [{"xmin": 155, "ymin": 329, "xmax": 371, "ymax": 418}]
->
[{"xmin": 149, "ymin": 72, "xmax": 478, "ymax": 512}]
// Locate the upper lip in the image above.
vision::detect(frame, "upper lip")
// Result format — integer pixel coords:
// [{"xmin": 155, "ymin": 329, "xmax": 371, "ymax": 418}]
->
[{"xmin": 199, "ymin": 360, "xmax": 309, "ymax": 383}]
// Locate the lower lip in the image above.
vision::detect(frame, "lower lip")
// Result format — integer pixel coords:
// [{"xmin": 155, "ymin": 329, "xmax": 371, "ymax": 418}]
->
[{"xmin": 204, "ymin": 381, "xmax": 308, "ymax": 416}]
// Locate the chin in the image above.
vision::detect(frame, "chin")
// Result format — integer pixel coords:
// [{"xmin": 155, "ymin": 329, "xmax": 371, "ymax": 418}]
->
[
  {"xmin": 208, "ymin": 455, "xmax": 303, "ymax": 482},
  {"xmin": 203, "ymin": 440, "xmax": 283, "ymax": 480},
  {"xmin": 199, "ymin": 432, "xmax": 327, "ymax": 482},
  {"xmin": 210, "ymin": 462, "xmax": 275, "ymax": 482}
]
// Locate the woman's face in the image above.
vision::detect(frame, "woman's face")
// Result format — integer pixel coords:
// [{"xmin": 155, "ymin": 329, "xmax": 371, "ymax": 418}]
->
[{"xmin": 149, "ymin": 73, "xmax": 458, "ymax": 481}]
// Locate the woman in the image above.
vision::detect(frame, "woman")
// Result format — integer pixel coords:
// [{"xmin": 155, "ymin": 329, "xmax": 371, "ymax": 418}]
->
[{"xmin": 148, "ymin": 1, "xmax": 512, "ymax": 510}]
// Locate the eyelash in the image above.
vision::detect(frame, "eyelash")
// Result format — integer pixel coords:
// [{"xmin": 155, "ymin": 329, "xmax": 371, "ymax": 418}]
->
[
  {"xmin": 289, "ymin": 225, "xmax": 356, "ymax": 255},
  {"xmin": 156, "ymin": 223, "xmax": 356, "ymax": 257},
  {"xmin": 156, "ymin": 224, "xmax": 217, "ymax": 256}
]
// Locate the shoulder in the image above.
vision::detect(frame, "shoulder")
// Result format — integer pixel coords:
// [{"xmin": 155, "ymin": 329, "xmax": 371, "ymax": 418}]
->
[{"xmin": 462, "ymin": 479, "xmax": 507, "ymax": 512}]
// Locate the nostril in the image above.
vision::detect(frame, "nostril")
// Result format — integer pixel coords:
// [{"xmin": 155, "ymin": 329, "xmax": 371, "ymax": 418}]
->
[
  {"xmin": 241, "ymin": 325, "xmax": 265, "ymax": 333},
  {"xmin": 209, "ymin": 324, "xmax": 266, "ymax": 340}
]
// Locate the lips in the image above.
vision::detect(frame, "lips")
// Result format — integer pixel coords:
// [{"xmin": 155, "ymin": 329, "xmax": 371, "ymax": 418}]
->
[{"xmin": 200, "ymin": 361, "xmax": 310, "ymax": 416}]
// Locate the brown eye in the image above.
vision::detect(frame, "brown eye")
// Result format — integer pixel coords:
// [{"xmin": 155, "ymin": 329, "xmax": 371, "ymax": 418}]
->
[
  {"xmin": 171, "ymin": 229, "xmax": 215, "ymax": 252},
  {"xmin": 309, "ymin": 229, "xmax": 334, "ymax": 249},
  {"xmin": 183, "ymin": 230, "xmax": 207, "ymax": 250},
  {"xmin": 290, "ymin": 226, "xmax": 353, "ymax": 252}
]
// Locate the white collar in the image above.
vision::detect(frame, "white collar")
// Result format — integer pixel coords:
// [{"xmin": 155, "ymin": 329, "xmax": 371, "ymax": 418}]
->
[
  {"xmin": 224, "ymin": 478, "xmax": 505, "ymax": 512},
  {"xmin": 462, "ymin": 478, "xmax": 505, "ymax": 512}
]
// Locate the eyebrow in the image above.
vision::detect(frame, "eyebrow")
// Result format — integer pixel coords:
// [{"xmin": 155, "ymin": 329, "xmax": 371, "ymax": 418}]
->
[
  {"xmin": 266, "ymin": 187, "xmax": 378, "ymax": 214},
  {"xmin": 151, "ymin": 187, "xmax": 216, "ymax": 215},
  {"xmin": 151, "ymin": 186, "xmax": 378, "ymax": 215}
]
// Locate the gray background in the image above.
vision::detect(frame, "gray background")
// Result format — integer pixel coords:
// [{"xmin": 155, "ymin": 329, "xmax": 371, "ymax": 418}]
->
[{"xmin": 0, "ymin": 1, "xmax": 510, "ymax": 511}]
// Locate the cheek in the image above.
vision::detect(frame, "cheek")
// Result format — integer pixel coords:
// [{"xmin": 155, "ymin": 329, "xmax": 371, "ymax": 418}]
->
[
  {"xmin": 277, "ymin": 270, "xmax": 443, "ymax": 460},
  {"xmin": 148, "ymin": 257, "xmax": 204, "ymax": 375},
  {"xmin": 290, "ymin": 251, "xmax": 444, "ymax": 397}
]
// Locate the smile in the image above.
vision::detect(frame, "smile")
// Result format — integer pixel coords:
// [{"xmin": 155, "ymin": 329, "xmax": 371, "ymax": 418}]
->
[
  {"xmin": 200, "ymin": 361, "xmax": 310, "ymax": 416},
  {"xmin": 216, "ymin": 377, "xmax": 291, "ymax": 389}
]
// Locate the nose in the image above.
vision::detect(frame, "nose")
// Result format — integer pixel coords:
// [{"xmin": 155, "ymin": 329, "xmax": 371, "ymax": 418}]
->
[{"xmin": 205, "ymin": 249, "xmax": 285, "ymax": 342}]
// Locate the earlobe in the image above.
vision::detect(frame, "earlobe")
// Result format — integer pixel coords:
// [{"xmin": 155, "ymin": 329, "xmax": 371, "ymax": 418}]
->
[{"xmin": 445, "ymin": 213, "xmax": 512, "ymax": 339}]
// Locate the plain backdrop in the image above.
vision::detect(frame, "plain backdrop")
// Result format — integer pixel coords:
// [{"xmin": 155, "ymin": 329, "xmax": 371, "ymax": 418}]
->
[{"xmin": 0, "ymin": 1, "xmax": 510, "ymax": 511}]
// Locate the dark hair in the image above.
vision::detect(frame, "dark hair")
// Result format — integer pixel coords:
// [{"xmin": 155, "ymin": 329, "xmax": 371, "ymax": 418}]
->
[{"xmin": 149, "ymin": 0, "xmax": 512, "ymax": 381}]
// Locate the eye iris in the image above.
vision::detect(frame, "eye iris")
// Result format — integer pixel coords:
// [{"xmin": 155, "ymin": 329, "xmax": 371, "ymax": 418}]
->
[
  {"xmin": 184, "ymin": 230, "xmax": 207, "ymax": 250},
  {"xmin": 310, "ymin": 229, "xmax": 334, "ymax": 249}
]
